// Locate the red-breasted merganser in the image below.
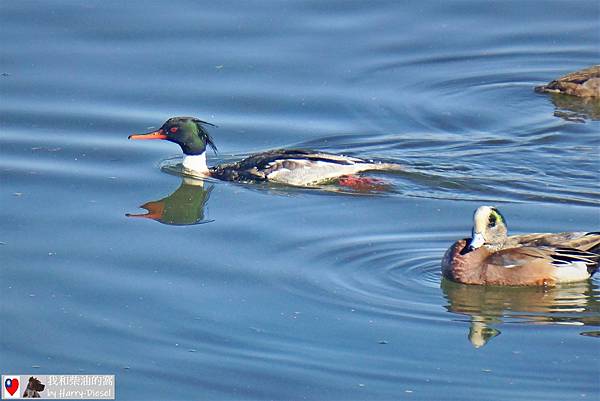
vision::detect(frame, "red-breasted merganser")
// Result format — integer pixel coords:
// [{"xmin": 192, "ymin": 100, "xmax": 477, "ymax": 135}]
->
[{"xmin": 129, "ymin": 117, "xmax": 401, "ymax": 186}]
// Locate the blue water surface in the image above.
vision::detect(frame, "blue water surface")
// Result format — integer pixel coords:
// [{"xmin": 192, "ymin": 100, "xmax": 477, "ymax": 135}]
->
[{"xmin": 1, "ymin": 1, "xmax": 599, "ymax": 400}]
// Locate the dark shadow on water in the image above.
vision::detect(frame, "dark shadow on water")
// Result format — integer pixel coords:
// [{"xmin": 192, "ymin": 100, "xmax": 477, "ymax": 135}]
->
[
  {"xmin": 441, "ymin": 278, "xmax": 600, "ymax": 348},
  {"xmin": 540, "ymin": 93, "xmax": 600, "ymax": 122},
  {"xmin": 126, "ymin": 177, "xmax": 214, "ymax": 226}
]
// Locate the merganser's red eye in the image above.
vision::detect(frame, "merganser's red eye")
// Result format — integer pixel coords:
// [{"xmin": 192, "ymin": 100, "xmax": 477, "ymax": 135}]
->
[{"xmin": 169, "ymin": 127, "xmax": 178, "ymax": 133}]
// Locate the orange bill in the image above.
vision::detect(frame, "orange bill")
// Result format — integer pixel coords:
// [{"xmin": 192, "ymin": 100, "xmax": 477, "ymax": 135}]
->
[
  {"xmin": 125, "ymin": 201, "xmax": 165, "ymax": 220},
  {"xmin": 128, "ymin": 129, "xmax": 167, "ymax": 140}
]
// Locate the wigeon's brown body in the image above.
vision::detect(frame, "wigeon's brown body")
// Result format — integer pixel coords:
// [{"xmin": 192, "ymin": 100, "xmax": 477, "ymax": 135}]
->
[
  {"xmin": 535, "ymin": 65, "xmax": 600, "ymax": 98},
  {"xmin": 442, "ymin": 206, "xmax": 600, "ymax": 286},
  {"xmin": 443, "ymin": 239, "xmax": 555, "ymax": 286}
]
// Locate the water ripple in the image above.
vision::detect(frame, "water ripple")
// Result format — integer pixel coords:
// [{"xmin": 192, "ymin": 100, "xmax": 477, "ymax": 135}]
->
[
  {"xmin": 283, "ymin": 232, "xmax": 449, "ymax": 323},
  {"xmin": 283, "ymin": 229, "xmax": 600, "ymax": 348}
]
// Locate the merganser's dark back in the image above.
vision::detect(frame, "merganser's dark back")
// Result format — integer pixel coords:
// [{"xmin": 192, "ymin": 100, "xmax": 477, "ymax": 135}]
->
[{"xmin": 210, "ymin": 149, "xmax": 362, "ymax": 182}]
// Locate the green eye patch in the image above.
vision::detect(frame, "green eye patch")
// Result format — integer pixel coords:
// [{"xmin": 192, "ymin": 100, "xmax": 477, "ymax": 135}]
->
[{"xmin": 488, "ymin": 208, "xmax": 505, "ymax": 227}]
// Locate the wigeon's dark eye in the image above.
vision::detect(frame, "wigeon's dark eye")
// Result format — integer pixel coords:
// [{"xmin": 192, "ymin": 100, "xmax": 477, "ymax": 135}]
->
[
  {"xmin": 488, "ymin": 213, "xmax": 497, "ymax": 227},
  {"xmin": 169, "ymin": 127, "xmax": 178, "ymax": 133}
]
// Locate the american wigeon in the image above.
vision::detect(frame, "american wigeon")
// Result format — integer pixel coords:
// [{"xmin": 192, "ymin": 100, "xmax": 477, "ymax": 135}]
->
[
  {"xmin": 442, "ymin": 206, "xmax": 600, "ymax": 286},
  {"xmin": 535, "ymin": 65, "xmax": 600, "ymax": 98}
]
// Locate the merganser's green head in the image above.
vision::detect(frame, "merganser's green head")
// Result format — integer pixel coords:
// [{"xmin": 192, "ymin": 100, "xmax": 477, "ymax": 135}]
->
[{"xmin": 129, "ymin": 116, "xmax": 217, "ymax": 155}]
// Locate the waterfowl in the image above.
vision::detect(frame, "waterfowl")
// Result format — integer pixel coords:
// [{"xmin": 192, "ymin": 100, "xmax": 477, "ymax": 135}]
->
[
  {"xmin": 129, "ymin": 117, "xmax": 401, "ymax": 187},
  {"xmin": 535, "ymin": 65, "xmax": 600, "ymax": 98},
  {"xmin": 442, "ymin": 206, "xmax": 600, "ymax": 286}
]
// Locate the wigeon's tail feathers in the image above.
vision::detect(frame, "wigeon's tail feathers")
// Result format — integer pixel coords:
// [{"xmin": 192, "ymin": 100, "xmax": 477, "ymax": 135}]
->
[{"xmin": 550, "ymin": 247, "xmax": 600, "ymax": 274}]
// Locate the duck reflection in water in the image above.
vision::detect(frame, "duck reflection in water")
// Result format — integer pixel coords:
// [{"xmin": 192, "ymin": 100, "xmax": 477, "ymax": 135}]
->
[
  {"xmin": 535, "ymin": 65, "xmax": 600, "ymax": 122},
  {"xmin": 544, "ymin": 93, "xmax": 600, "ymax": 122},
  {"xmin": 441, "ymin": 279, "xmax": 600, "ymax": 348},
  {"xmin": 127, "ymin": 177, "xmax": 214, "ymax": 225}
]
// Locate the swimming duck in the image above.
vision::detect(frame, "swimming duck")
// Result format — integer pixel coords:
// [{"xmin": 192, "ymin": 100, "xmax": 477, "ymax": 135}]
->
[
  {"xmin": 535, "ymin": 65, "xmax": 600, "ymax": 98},
  {"xmin": 129, "ymin": 117, "xmax": 401, "ymax": 186},
  {"xmin": 442, "ymin": 206, "xmax": 600, "ymax": 286}
]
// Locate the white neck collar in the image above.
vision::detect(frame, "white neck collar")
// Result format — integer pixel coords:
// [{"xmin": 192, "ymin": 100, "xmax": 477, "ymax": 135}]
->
[{"xmin": 182, "ymin": 152, "xmax": 210, "ymax": 175}]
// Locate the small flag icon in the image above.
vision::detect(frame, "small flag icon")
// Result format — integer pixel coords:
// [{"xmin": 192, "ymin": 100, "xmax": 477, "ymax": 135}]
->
[{"xmin": 3, "ymin": 376, "xmax": 20, "ymax": 399}]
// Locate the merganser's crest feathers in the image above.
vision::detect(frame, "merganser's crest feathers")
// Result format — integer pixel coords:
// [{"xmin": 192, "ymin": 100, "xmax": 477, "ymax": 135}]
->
[
  {"xmin": 192, "ymin": 118, "xmax": 217, "ymax": 128},
  {"xmin": 191, "ymin": 118, "xmax": 218, "ymax": 154}
]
